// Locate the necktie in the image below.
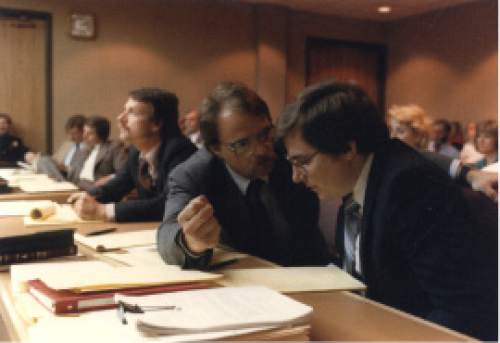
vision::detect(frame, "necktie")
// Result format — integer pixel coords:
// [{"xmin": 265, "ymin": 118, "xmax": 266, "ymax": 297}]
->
[
  {"xmin": 343, "ymin": 194, "xmax": 362, "ymax": 278},
  {"xmin": 245, "ymin": 179, "xmax": 274, "ymax": 257},
  {"xmin": 138, "ymin": 158, "xmax": 153, "ymax": 191}
]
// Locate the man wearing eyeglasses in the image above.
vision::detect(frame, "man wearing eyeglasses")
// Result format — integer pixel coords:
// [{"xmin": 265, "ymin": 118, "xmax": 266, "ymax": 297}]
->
[
  {"xmin": 277, "ymin": 81, "xmax": 497, "ymax": 341},
  {"xmin": 157, "ymin": 81, "xmax": 329, "ymax": 268}
]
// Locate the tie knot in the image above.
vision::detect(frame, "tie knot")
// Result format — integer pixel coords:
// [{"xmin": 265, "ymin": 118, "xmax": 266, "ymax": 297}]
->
[
  {"xmin": 344, "ymin": 194, "xmax": 361, "ymax": 216},
  {"xmin": 246, "ymin": 179, "xmax": 264, "ymax": 198}
]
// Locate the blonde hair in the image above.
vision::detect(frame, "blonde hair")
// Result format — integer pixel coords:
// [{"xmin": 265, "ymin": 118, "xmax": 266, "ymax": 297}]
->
[{"xmin": 388, "ymin": 104, "xmax": 432, "ymax": 149}]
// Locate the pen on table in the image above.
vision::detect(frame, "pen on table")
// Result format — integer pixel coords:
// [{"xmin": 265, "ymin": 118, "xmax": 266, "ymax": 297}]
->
[
  {"xmin": 117, "ymin": 301, "xmax": 127, "ymax": 325},
  {"xmin": 86, "ymin": 228, "xmax": 117, "ymax": 236},
  {"xmin": 208, "ymin": 258, "xmax": 240, "ymax": 271}
]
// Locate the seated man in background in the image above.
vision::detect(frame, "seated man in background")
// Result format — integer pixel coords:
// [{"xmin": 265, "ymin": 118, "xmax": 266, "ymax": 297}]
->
[
  {"xmin": 428, "ymin": 118, "xmax": 459, "ymax": 158},
  {"xmin": 25, "ymin": 114, "xmax": 87, "ymax": 180},
  {"xmin": 278, "ymin": 81, "xmax": 497, "ymax": 340},
  {"xmin": 0, "ymin": 113, "xmax": 29, "ymax": 164},
  {"xmin": 67, "ymin": 115, "xmax": 127, "ymax": 191},
  {"xmin": 69, "ymin": 88, "xmax": 196, "ymax": 222},
  {"xmin": 157, "ymin": 81, "xmax": 329, "ymax": 269}
]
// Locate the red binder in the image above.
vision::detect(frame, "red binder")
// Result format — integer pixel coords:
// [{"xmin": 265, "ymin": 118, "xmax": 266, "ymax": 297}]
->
[{"xmin": 28, "ymin": 279, "xmax": 213, "ymax": 314}]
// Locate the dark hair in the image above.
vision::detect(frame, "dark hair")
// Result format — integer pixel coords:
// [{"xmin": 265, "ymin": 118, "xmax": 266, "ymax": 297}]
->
[
  {"xmin": 199, "ymin": 81, "xmax": 270, "ymax": 149},
  {"xmin": 277, "ymin": 81, "xmax": 389, "ymax": 156},
  {"xmin": 128, "ymin": 87, "xmax": 181, "ymax": 138},
  {"xmin": 0, "ymin": 113, "xmax": 12, "ymax": 125},
  {"xmin": 65, "ymin": 114, "xmax": 86, "ymax": 131},
  {"xmin": 85, "ymin": 116, "xmax": 110, "ymax": 142},
  {"xmin": 433, "ymin": 119, "xmax": 452, "ymax": 141}
]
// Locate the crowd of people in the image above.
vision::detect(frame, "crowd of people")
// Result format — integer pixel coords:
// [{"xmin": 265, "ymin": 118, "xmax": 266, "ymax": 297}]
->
[{"xmin": 0, "ymin": 81, "xmax": 497, "ymax": 340}]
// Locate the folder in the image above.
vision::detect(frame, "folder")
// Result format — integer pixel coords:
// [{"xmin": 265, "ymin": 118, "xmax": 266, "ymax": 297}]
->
[{"xmin": 28, "ymin": 279, "xmax": 214, "ymax": 314}]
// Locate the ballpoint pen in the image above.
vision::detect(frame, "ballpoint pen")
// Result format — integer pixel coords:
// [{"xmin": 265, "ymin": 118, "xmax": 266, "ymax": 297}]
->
[{"xmin": 86, "ymin": 228, "xmax": 117, "ymax": 236}]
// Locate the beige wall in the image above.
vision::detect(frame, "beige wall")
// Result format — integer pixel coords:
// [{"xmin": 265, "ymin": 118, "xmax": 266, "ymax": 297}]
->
[
  {"xmin": 386, "ymin": 0, "xmax": 498, "ymax": 123},
  {"xmin": 0, "ymin": 0, "xmax": 257, "ymax": 148},
  {"xmin": 1, "ymin": 0, "xmax": 496, "ymax": 148}
]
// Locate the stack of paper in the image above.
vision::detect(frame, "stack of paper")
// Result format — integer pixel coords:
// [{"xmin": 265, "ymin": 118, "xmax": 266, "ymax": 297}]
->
[
  {"xmin": 115, "ymin": 286, "xmax": 312, "ymax": 341},
  {"xmin": 219, "ymin": 266, "xmax": 366, "ymax": 292},
  {"xmin": 38, "ymin": 265, "xmax": 222, "ymax": 292},
  {"xmin": 19, "ymin": 179, "xmax": 78, "ymax": 192}
]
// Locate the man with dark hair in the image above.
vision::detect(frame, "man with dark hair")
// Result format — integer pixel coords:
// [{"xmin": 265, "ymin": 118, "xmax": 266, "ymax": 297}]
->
[
  {"xmin": 0, "ymin": 113, "xmax": 29, "ymax": 164},
  {"xmin": 67, "ymin": 116, "xmax": 127, "ymax": 191},
  {"xmin": 69, "ymin": 88, "xmax": 196, "ymax": 222},
  {"xmin": 157, "ymin": 81, "xmax": 328, "ymax": 269},
  {"xmin": 277, "ymin": 81, "xmax": 497, "ymax": 340},
  {"xmin": 429, "ymin": 118, "xmax": 459, "ymax": 158}
]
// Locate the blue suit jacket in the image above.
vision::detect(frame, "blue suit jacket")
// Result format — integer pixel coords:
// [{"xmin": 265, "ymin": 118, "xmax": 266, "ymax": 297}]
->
[{"xmin": 335, "ymin": 139, "xmax": 497, "ymax": 340}]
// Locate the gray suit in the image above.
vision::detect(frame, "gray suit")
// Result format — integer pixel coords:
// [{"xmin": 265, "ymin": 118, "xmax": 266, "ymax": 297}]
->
[{"xmin": 68, "ymin": 141, "xmax": 127, "ymax": 191}]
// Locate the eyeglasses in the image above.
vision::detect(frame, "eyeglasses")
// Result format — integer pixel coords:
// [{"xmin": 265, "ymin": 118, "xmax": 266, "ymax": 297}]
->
[
  {"xmin": 222, "ymin": 125, "xmax": 275, "ymax": 157},
  {"xmin": 287, "ymin": 150, "xmax": 319, "ymax": 174}
]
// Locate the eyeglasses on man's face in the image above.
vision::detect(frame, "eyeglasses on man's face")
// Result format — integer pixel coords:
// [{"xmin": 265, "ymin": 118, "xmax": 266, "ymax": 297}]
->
[
  {"xmin": 222, "ymin": 125, "xmax": 275, "ymax": 157},
  {"xmin": 287, "ymin": 150, "xmax": 319, "ymax": 174}
]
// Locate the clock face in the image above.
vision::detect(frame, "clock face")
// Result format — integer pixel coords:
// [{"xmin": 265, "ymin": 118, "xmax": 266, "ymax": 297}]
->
[{"xmin": 71, "ymin": 13, "xmax": 95, "ymax": 38}]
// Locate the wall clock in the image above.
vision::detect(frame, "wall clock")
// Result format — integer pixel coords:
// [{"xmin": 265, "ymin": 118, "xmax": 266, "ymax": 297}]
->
[{"xmin": 70, "ymin": 13, "xmax": 96, "ymax": 39}]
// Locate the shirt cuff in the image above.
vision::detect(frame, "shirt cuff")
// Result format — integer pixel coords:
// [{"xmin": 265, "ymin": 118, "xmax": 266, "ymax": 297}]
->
[
  {"xmin": 449, "ymin": 158, "xmax": 462, "ymax": 179},
  {"xmin": 104, "ymin": 203, "xmax": 116, "ymax": 221},
  {"xmin": 175, "ymin": 231, "xmax": 211, "ymax": 259}
]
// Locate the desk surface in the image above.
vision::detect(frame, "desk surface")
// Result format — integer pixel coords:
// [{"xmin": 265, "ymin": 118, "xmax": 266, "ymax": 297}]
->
[
  {"xmin": 0, "ymin": 189, "xmax": 75, "ymax": 203},
  {"xmin": 0, "ymin": 219, "xmax": 474, "ymax": 342}
]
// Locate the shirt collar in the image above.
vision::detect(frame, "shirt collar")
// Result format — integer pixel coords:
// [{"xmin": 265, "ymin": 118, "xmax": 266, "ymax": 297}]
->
[
  {"xmin": 224, "ymin": 163, "xmax": 270, "ymax": 195},
  {"xmin": 352, "ymin": 153, "xmax": 374, "ymax": 211},
  {"xmin": 139, "ymin": 143, "xmax": 161, "ymax": 168}
]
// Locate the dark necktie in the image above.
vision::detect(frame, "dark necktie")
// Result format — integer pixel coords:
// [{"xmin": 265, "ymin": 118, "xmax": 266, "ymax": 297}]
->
[
  {"xmin": 245, "ymin": 179, "xmax": 274, "ymax": 258},
  {"xmin": 138, "ymin": 158, "xmax": 153, "ymax": 191},
  {"xmin": 343, "ymin": 194, "xmax": 362, "ymax": 278}
]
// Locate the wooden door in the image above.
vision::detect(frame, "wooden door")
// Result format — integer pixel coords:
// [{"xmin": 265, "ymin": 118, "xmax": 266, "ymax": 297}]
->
[
  {"xmin": 306, "ymin": 38, "xmax": 386, "ymax": 109},
  {"xmin": 0, "ymin": 16, "xmax": 48, "ymax": 152}
]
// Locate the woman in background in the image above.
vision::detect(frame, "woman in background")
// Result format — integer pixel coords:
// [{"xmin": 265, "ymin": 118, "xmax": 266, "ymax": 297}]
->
[
  {"xmin": 388, "ymin": 104, "xmax": 432, "ymax": 150},
  {"xmin": 471, "ymin": 120, "xmax": 498, "ymax": 170},
  {"xmin": 460, "ymin": 122, "xmax": 484, "ymax": 164}
]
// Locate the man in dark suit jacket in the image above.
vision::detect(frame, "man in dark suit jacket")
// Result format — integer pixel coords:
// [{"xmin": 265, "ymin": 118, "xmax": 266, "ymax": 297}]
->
[
  {"xmin": 157, "ymin": 81, "xmax": 328, "ymax": 268},
  {"xmin": 0, "ymin": 113, "xmax": 29, "ymax": 165},
  {"xmin": 277, "ymin": 81, "xmax": 497, "ymax": 340},
  {"xmin": 69, "ymin": 88, "xmax": 196, "ymax": 222}
]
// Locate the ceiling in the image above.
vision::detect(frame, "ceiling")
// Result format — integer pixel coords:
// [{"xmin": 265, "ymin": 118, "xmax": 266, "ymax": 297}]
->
[{"xmin": 240, "ymin": 0, "xmax": 482, "ymax": 22}]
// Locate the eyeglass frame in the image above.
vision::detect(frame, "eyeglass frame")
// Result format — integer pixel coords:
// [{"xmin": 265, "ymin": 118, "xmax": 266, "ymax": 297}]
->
[
  {"xmin": 287, "ymin": 150, "xmax": 320, "ymax": 175},
  {"xmin": 219, "ymin": 125, "xmax": 275, "ymax": 157}
]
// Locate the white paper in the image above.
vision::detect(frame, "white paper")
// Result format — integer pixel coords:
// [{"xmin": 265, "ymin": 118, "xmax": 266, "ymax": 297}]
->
[
  {"xmin": 115, "ymin": 286, "xmax": 312, "ymax": 335},
  {"xmin": 0, "ymin": 200, "xmax": 55, "ymax": 216},
  {"xmin": 75, "ymin": 229, "xmax": 157, "ymax": 251},
  {"xmin": 19, "ymin": 179, "xmax": 78, "ymax": 192},
  {"xmin": 23, "ymin": 204, "xmax": 102, "ymax": 226}
]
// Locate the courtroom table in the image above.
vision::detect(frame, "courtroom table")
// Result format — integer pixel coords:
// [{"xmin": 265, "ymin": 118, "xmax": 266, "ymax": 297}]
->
[
  {"xmin": 0, "ymin": 188, "xmax": 76, "ymax": 203},
  {"xmin": 0, "ymin": 217, "xmax": 475, "ymax": 342}
]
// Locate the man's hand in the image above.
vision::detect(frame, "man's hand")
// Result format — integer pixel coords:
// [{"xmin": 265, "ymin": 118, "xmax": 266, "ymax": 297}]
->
[
  {"xmin": 177, "ymin": 195, "xmax": 221, "ymax": 254},
  {"xmin": 67, "ymin": 192, "xmax": 107, "ymax": 220},
  {"xmin": 467, "ymin": 169, "xmax": 498, "ymax": 202}
]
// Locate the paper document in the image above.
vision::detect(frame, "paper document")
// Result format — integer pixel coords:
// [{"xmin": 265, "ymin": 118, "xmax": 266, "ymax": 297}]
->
[
  {"xmin": 115, "ymin": 286, "xmax": 312, "ymax": 335},
  {"xmin": 39, "ymin": 265, "xmax": 221, "ymax": 292},
  {"xmin": 0, "ymin": 200, "xmax": 55, "ymax": 216},
  {"xmin": 75, "ymin": 229, "xmax": 157, "ymax": 252},
  {"xmin": 219, "ymin": 266, "xmax": 366, "ymax": 292},
  {"xmin": 19, "ymin": 179, "xmax": 78, "ymax": 192},
  {"xmin": 104, "ymin": 245, "xmax": 165, "ymax": 267},
  {"xmin": 24, "ymin": 204, "xmax": 103, "ymax": 226},
  {"xmin": 11, "ymin": 260, "xmax": 112, "ymax": 294}
]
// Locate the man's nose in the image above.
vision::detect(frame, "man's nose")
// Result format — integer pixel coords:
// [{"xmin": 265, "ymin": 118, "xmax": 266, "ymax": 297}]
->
[{"xmin": 291, "ymin": 166, "xmax": 304, "ymax": 184}]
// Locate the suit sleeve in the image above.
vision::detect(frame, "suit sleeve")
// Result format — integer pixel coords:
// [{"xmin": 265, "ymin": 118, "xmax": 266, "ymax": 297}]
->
[
  {"xmin": 389, "ymin": 169, "xmax": 497, "ymax": 339},
  {"xmin": 88, "ymin": 155, "xmax": 135, "ymax": 204},
  {"xmin": 157, "ymin": 164, "xmax": 213, "ymax": 269}
]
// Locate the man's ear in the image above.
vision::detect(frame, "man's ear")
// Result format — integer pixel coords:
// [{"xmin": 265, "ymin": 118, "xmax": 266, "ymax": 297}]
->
[
  {"xmin": 344, "ymin": 141, "xmax": 358, "ymax": 160},
  {"xmin": 151, "ymin": 121, "xmax": 162, "ymax": 134},
  {"xmin": 209, "ymin": 144, "xmax": 223, "ymax": 159}
]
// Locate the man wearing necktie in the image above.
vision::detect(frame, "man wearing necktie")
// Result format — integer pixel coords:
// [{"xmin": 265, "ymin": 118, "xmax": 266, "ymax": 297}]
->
[
  {"xmin": 277, "ymin": 81, "xmax": 497, "ymax": 341},
  {"xmin": 158, "ymin": 81, "xmax": 328, "ymax": 268},
  {"xmin": 68, "ymin": 88, "xmax": 196, "ymax": 222}
]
